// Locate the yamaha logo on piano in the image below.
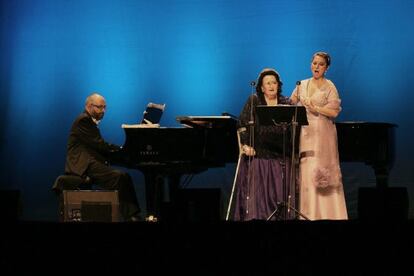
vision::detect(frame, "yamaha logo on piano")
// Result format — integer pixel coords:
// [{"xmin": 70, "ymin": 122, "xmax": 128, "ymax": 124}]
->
[{"xmin": 139, "ymin": 144, "xmax": 159, "ymax": 156}]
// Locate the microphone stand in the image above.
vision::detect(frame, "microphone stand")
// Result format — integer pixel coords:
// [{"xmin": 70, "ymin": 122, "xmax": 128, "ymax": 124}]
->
[
  {"xmin": 287, "ymin": 106, "xmax": 309, "ymax": 220},
  {"xmin": 265, "ymin": 118, "xmax": 290, "ymax": 220},
  {"xmin": 289, "ymin": 81, "xmax": 309, "ymax": 220}
]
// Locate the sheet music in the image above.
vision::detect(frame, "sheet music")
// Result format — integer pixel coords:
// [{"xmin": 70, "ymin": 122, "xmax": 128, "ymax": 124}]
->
[
  {"xmin": 176, "ymin": 115, "xmax": 237, "ymax": 128},
  {"xmin": 142, "ymin": 102, "xmax": 165, "ymax": 124},
  {"xmin": 177, "ymin": 115, "xmax": 232, "ymax": 120},
  {"xmin": 122, "ymin": 123, "xmax": 160, "ymax": 128}
]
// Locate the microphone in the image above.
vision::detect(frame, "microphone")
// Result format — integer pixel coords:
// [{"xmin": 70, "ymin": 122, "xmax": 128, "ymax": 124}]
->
[
  {"xmin": 295, "ymin": 81, "xmax": 301, "ymax": 102},
  {"xmin": 250, "ymin": 81, "xmax": 256, "ymax": 86}
]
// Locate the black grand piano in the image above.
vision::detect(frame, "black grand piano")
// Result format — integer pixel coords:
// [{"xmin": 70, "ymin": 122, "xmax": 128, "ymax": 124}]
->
[
  {"xmin": 112, "ymin": 115, "xmax": 239, "ymax": 219},
  {"xmin": 336, "ymin": 121, "xmax": 397, "ymax": 188},
  {"xmin": 336, "ymin": 121, "xmax": 408, "ymax": 219},
  {"xmin": 113, "ymin": 119, "xmax": 405, "ymax": 220}
]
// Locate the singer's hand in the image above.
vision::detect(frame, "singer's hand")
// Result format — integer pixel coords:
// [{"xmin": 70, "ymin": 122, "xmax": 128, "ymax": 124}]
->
[
  {"xmin": 303, "ymin": 97, "xmax": 311, "ymax": 107},
  {"xmin": 301, "ymin": 98, "xmax": 317, "ymax": 114},
  {"xmin": 242, "ymin": 145, "xmax": 256, "ymax": 156},
  {"xmin": 307, "ymin": 101, "xmax": 320, "ymax": 114},
  {"xmin": 290, "ymin": 91, "xmax": 299, "ymax": 104}
]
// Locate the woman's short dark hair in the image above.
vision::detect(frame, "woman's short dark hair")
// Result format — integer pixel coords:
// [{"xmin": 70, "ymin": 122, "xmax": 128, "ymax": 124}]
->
[
  {"xmin": 255, "ymin": 68, "xmax": 283, "ymax": 95},
  {"xmin": 312, "ymin": 51, "xmax": 331, "ymax": 67}
]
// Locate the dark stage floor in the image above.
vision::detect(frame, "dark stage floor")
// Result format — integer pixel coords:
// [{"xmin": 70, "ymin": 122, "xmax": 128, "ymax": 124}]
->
[{"xmin": 1, "ymin": 219, "xmax": 413, "ymax": 275}]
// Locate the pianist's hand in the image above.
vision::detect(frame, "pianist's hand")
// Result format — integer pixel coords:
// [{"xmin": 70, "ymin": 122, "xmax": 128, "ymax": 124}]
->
[
  {"xmin": 109, "ymin": 145, "xmax": 122, "ymax": 153},
  {"xmin": 242, "ymin": 145, "xmax": 256, "ymax": 156}
]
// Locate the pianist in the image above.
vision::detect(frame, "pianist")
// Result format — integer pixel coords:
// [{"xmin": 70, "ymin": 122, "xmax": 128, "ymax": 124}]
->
[{"xmin": 64, "ymin": 93, "xmax": 142, "ymax": 221}]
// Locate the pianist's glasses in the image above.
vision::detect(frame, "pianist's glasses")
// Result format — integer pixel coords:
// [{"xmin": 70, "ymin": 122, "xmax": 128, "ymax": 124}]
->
[{"xmin": 92, "ymin": 104, "xmax": 106, "ymax": 110}]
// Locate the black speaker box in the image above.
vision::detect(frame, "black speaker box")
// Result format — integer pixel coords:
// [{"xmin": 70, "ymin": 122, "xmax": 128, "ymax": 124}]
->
[
  {"xmin": 358, "ymin": 187, "xmax": 409, "ymax": 220},
  {"xmin": 63, "ymin": 190, "xmax": 120, "ymax": 222},
  {"xmin": 169, "ymin": 188, "xmax": 221, "ymax": 222}
]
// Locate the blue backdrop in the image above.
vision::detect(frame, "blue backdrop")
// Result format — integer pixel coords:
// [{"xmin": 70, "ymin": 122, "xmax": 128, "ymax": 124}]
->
[{"xmin": 1, "ymin": 0, "xmax": 413, "ymax": 220}]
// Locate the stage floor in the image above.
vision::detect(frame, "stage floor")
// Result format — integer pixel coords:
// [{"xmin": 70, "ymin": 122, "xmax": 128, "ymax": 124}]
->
[{"xmin": 1, "ymin": 219, "xmax": 413, "ymax": 274}]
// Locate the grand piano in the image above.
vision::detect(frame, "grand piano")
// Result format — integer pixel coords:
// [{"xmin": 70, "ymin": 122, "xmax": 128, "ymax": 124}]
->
[
  {"xmin": 112, "ymin": 115, "xmax": 239, "ymax": 219},
  {"xmin": 113, "ymin": 119, "xmax": 402, "ymax": 220},
  {"xmin": 336, "ymin": 121, "xmax": 408, "ymax": 219},
  {"xmin": 336, "ymin": 121, "xmax": 397, "ymax": 188}
]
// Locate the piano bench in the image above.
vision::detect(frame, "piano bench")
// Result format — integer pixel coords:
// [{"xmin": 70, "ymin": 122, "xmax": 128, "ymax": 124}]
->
[
  {"xmin": 52, "ymin": 175, "xmax": 120, "ymax": 222},
  {"xmin": 61, "ymin": 190, "xmax": 120, "ymax": 222}
]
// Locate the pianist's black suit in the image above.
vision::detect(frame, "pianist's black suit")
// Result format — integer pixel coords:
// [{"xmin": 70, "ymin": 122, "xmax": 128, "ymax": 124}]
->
[{"xmin": 65, "ymin": 111, "xmax": 140, "ymax": 220}]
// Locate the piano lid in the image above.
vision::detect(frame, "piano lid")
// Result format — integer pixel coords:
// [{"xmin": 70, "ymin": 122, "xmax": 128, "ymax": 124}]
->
[{"xmin": 336, "ymin": 121, "xmax": 397, "ymax": 128}]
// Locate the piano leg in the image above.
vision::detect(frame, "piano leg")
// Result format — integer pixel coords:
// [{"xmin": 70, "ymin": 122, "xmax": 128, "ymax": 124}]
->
[
  {"xmin": 144, "ymin": 172, "xmax": 164, "ymax": 219},
  {"xmin": 143, "ymin": 171, "xmax": 182, "ymax": 221},
  {"xmin": 373, "ymin": 166, "xmax": 390, "ymax": 189},
  {"xmin": 165, "ymin": 174, "xmax": 178, "ymax": 200}
]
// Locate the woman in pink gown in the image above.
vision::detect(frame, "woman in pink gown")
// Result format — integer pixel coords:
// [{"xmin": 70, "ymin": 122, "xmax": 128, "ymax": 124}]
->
[{"xmin": 290, "ymin": 52, "xmax": 348, "ymax": 220}]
